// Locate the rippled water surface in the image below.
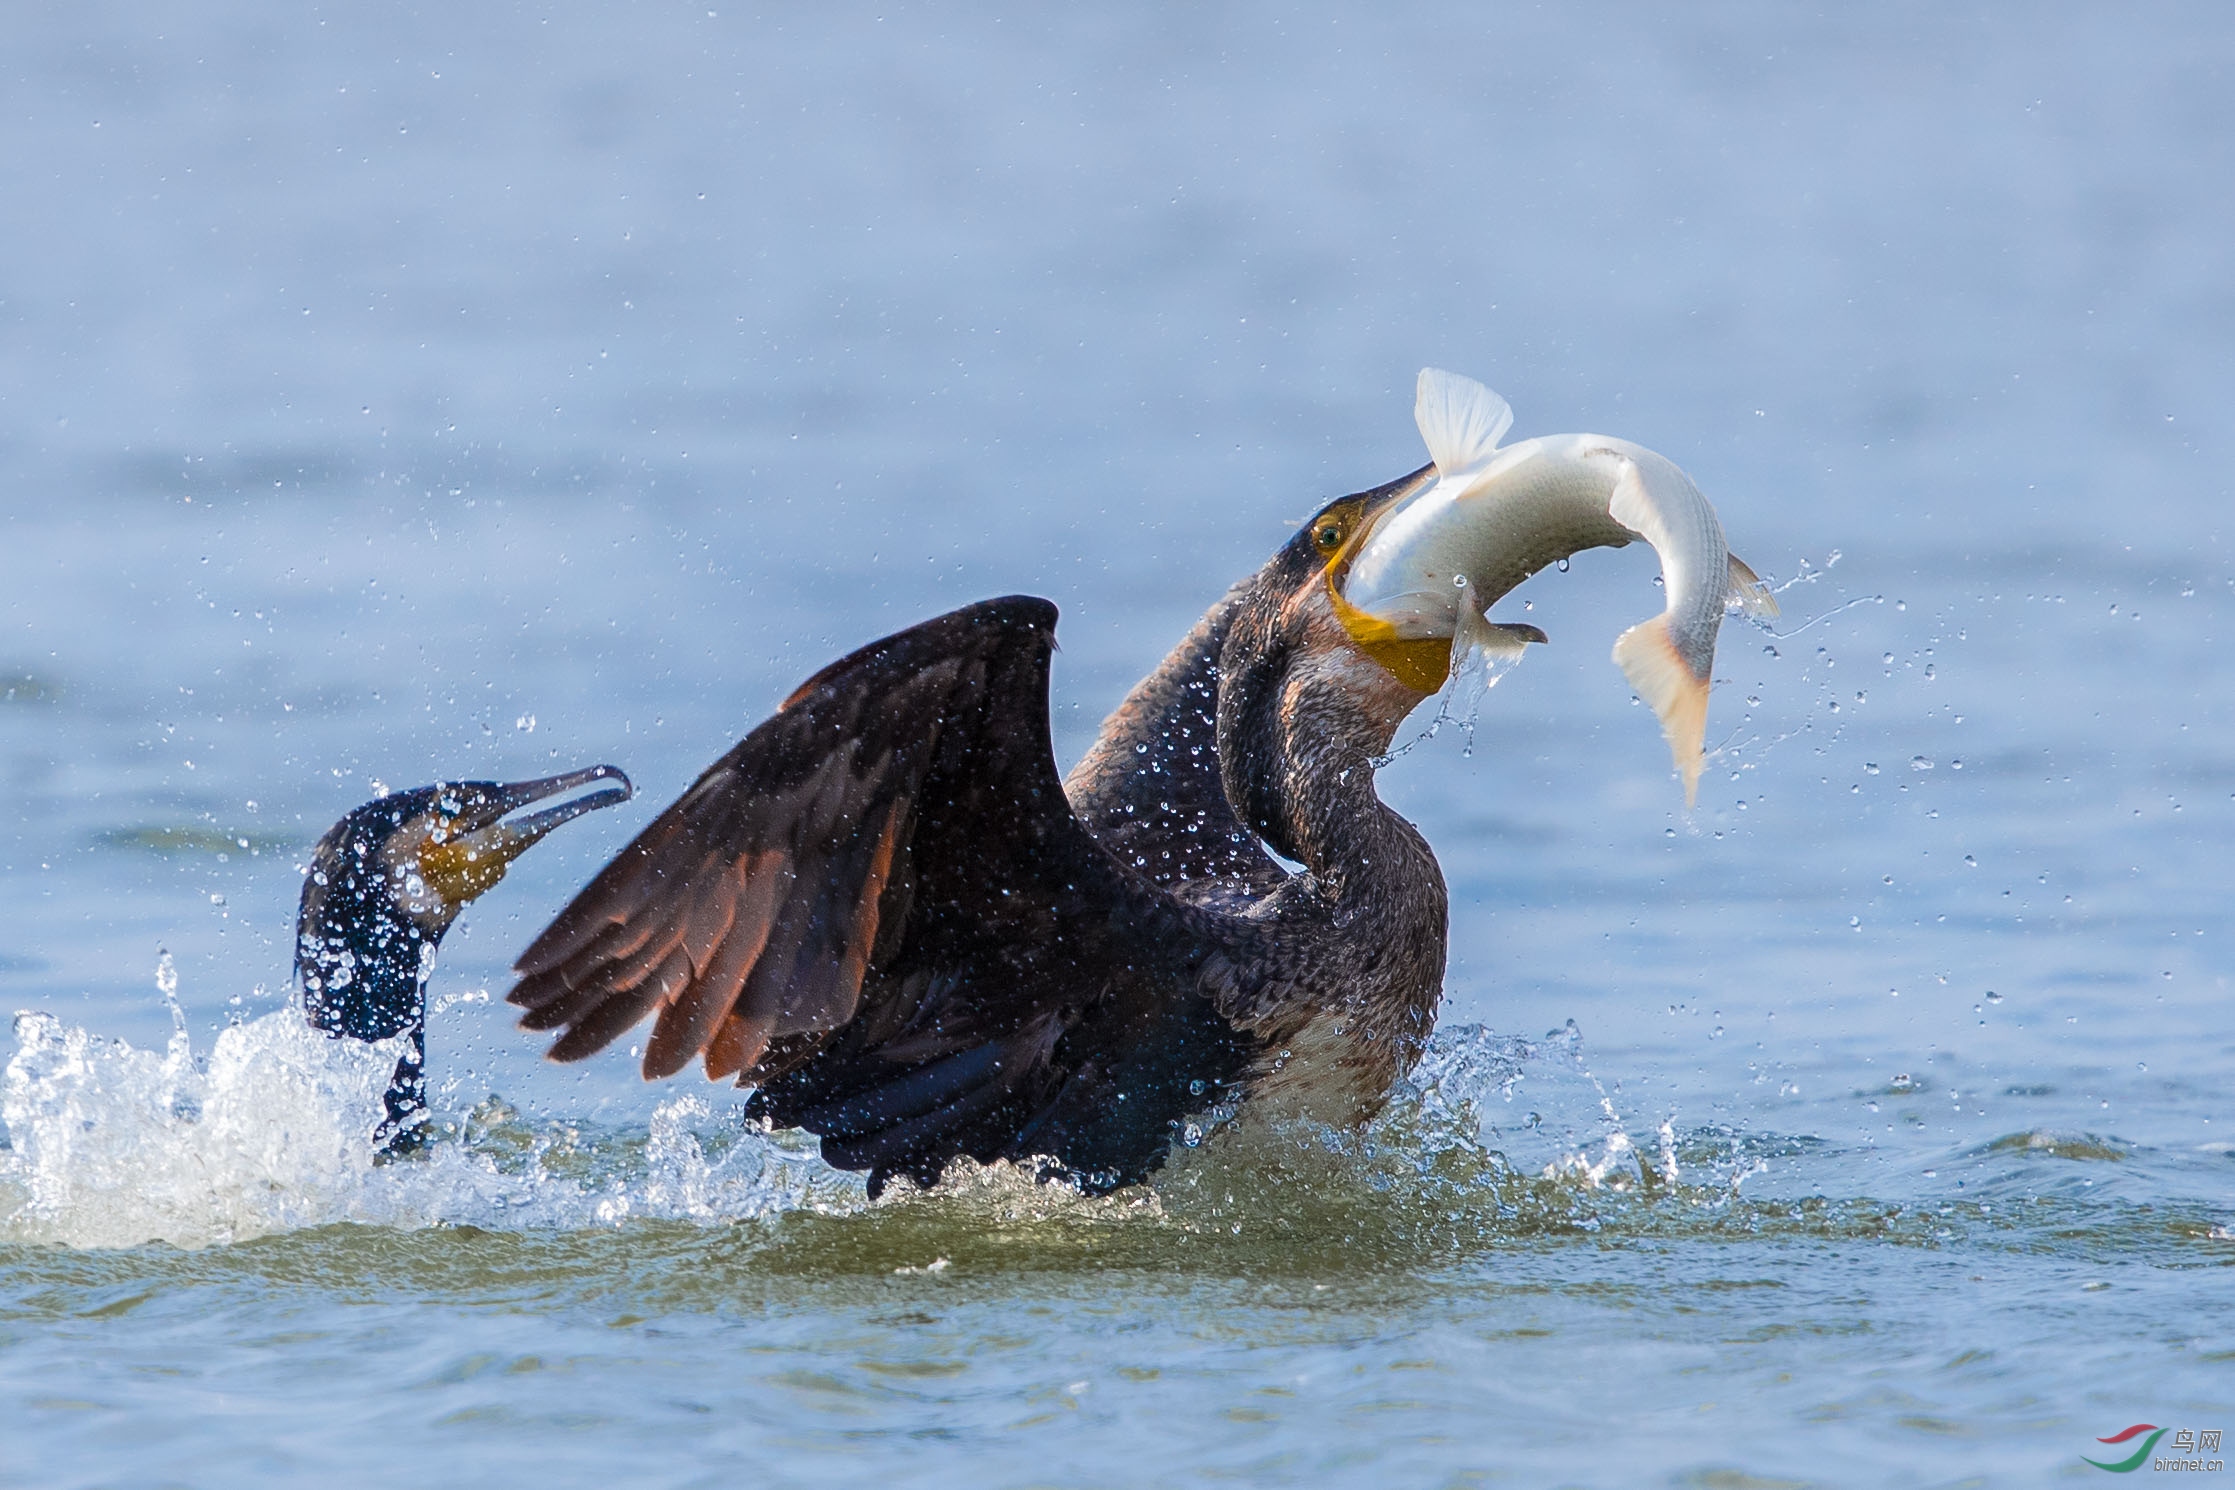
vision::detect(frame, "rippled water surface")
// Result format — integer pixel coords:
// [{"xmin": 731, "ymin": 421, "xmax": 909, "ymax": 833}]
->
[{"xmin": 3, "ymin": 5, "xmax": 2231, "ymax": 1487}]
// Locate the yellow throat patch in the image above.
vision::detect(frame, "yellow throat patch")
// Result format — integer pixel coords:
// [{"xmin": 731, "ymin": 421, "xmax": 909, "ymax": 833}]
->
[{"xmin": 1311, "ymin": 500, "xmax": 1453, "ymax": 694}]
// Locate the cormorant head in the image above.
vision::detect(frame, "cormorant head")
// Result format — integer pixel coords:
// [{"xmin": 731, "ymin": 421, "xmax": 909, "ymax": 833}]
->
[
  {"xmin": 307, "ymin": 765, "xmax": 634, "ymax": 936},
  {"xmin": 1214, "ymin": 468, "xmax": 1466, "ymax": 859},
  {"xmin": 298, "ymin": 765, "xmax": 632, "ymax": 1039},
  {"xmin": 1298, "ymin": 464, "xmax": 1497, "ymax": 696},
  {"xmin": 1222, "ymin": 462, "xmax": 1470, "ymax": 734}
]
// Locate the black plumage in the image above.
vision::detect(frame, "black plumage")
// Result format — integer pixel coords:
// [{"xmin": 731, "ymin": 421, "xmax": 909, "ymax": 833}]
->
[
  {"xmin": 298, "ymin": 768, "xmax": 631, "ymax": 1153},
  {"xmin": 511, "ymin": 469, "xmax": 1454, "ymax": 1195}
]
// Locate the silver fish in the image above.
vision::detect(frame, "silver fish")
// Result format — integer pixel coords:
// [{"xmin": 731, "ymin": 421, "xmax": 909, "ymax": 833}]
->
[{"xmin": 1341, "ymin": 368, "xmax": 1776, "ymax": 804}]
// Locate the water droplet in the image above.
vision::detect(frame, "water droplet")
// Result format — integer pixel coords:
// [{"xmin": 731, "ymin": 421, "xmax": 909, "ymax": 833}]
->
[{"xmin": 1910, "ymin": 756, "xmax": 1933, "ymax": 771}]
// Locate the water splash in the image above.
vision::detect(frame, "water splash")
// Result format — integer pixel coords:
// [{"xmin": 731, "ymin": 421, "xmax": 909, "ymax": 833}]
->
[
  {"xmin": 1375, "ymin": 593, "xmax": 1533, "ymax": 765},
  {"xmin": 1752, "ymin": 592, "xmax": 1887, "ymax": 641},
  {"xmin": 1, "ymin": 986, "xmax": 1794, "ymax": 1255},
  {"xmin": 0, "ymin": 958, "xmax": 867, "ymax": 1249},
  {"xmin": 1, "ymin": 1008, "xmax": 403, "ymax": 1248},
  {"xmin": 1398, "ymin": 1018, "xmax": 1686, "ymax": 1192},
  {"xmin": 590, "ymin": 1095, "xmax": 865, "ymax": 1225}
]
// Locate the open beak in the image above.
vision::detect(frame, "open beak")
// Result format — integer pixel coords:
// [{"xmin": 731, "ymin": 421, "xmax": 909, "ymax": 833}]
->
[
  {"xmin": 1326, "ymin": 466, "xmax": 1552, "ymax": 694},
  {"xmin": 416, "ymin": 765, "xmax": 634, "ymax": 907},
  {"xmin": 1338, "ymin": 370, "xmax": 1777, "ymax": 805}
]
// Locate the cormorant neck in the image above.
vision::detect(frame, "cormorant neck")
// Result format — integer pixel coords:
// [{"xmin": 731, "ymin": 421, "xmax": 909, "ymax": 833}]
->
[
  {"xmin": 298, "ymin": 884, "xmax": 447, "ymax": 1154},
  {"xmin": 1065, "ymin": 583, "xmax": 1278, "ymax": 889},
  {"xmin": 1216, "ymin": 580, "xmax": 1429, "ymax": 898},
  {"xmin": 1251, "ymin": 669, "xmax": 1410, "ymax": 899},
  {"xmin": 298, "ymin": 902, "xmax": 441, "ymax": 1041}
]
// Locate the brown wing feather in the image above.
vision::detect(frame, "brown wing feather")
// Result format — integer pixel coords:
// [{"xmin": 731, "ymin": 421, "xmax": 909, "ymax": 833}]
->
[
  {"xmin": 704, "ymin": 1010, "xmax": 776, "ymax": 1083},
  {"xmin": 683, "ymin": 852, "xmax": 786, "ymax": 1077},
  {"xmin": 508, "ymin": 595, "xmax": 1275, "ymax": 1195},
  {"xmin": 508, "ymin": 596, "xmax": 1090, "ymax": 1083}
]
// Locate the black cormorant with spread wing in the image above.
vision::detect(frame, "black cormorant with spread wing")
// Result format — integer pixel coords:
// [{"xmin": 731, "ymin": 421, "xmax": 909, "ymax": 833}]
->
[{"xmin": 508, "ymin": 370, "xmax": 1775, "ymax": 1194}]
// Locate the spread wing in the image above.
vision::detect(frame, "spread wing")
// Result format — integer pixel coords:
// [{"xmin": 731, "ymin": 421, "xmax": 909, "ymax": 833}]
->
[{"xmin": 508, "ymin": 595, "xmax": 1260, "ymax": 1192}]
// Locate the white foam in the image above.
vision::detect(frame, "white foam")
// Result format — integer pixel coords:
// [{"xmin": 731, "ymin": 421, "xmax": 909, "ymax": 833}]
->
[
  {"xmin": 1394, "ymin": 1020, "xmax": 1679, "ymax": 1191},
  {"xmin": 2, "ymin": 987, "xmax": 1744, "ymax": 1251},
  {"xmin": 0, "ymin": 997, "xmax": 866, "ymax": 1251},
  {"xmin": 2, "ymin": 1007, "xmax": 402, "ymax": 1248}
]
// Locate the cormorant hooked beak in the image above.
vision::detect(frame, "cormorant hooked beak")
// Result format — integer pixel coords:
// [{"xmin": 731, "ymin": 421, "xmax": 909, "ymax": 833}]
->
[
  {"xmin": 398, "ymin": 765, "xmax": 635, "ymax": 920},
  {"xmin": 1330, "ymin": 369, "xmax": 1777, "ymax": 804}
]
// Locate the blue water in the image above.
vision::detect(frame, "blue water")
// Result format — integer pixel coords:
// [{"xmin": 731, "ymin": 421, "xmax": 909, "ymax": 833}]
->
[{"xmin": 2, "ymin": 5, "xmax": 2231, "ymax": 1486}]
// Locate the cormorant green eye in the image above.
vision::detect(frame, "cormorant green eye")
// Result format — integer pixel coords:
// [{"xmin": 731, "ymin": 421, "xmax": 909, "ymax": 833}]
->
[{"xmin": 1313, "ymin": 522, "xmax": 1344, "ymax": 552}]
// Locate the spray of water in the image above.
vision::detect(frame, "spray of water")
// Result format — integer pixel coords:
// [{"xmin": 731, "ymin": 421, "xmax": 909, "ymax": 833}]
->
[
  {"xmin": 1, "ymin": 958, "xmax": 1763, "ymax": 1252},
  {"xmin": 0, "ymin": 956, "xmax": 869, "ymax": 1249},
  {"xmin": 1377, "ymin": 574, "xmax": 1533, "ymax": 765}
]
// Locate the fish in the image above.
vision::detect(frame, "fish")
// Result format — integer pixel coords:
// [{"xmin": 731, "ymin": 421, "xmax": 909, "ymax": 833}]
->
[{"xmin": 1341, "ymin": 368, "xmax": 1777, "ymax": 804}]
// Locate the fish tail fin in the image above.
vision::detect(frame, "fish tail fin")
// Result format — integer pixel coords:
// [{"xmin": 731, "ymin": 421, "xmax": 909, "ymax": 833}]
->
[
  {"xmin": 1414, "ymin": 368, "xmax": 1514, "ymax": 476},
  {"xmin": 1613, "ymin": 614, "xmax": 1710, "ymax": 807},
  {"xmin": 1726, "ymin": 553, "xmax": 1780, "ymax": 618}
]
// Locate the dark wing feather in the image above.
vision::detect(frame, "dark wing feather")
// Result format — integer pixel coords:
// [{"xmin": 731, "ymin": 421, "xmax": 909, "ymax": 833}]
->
[{"xmin": 509, "ymin": 596, "xmax": 1257, "ymax": 1191}]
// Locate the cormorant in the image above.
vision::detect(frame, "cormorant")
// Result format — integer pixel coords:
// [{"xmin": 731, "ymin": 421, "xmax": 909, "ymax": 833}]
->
[
  {"xmin": 297, "ymin": 764, "xmax": 632, "ymax": 1153},
  {"xmin": 507, "ymin": 370, "xmax": 1775, "ymax": 1194}
]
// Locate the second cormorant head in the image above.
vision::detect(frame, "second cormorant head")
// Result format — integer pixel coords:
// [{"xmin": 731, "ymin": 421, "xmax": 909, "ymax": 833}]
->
[{"xmin": 298, "ymin": 765, "xmax": 631, "ymax": 1151}]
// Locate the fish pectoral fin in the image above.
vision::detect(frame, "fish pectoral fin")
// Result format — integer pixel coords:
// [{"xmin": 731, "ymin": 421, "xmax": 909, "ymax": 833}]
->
[
  {"xmin": 1451, "ymin": 602, "xmax": 1548, "ymax": 669},
  {"xmin": 1612, "ymin": 614, "xmax": 1710, "ymax": 808},
  {"xmin": 1413, "ymin": 368, "xmax": 1513, "ymax": 477},
  {"xmin": 1725, "ymin": 553, "xmax": 1780, "ymax": 619}
]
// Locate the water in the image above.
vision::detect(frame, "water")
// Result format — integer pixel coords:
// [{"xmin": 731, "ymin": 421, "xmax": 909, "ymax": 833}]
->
[{"xmin": 3, "ymin": 4, "xmax": 2231, "ymax": 1485}]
